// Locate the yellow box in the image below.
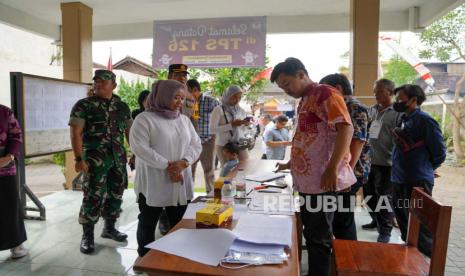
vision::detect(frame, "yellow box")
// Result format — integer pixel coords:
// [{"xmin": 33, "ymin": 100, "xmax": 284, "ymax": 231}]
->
[{"xmin": 196, "ymin": 203, "xmax": 233, "ymax": 228}]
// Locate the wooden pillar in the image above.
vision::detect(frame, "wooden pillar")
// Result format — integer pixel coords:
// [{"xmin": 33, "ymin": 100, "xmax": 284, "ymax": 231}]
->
[
  {"xmin": 350, "ymin": 0, "xmax": 380, "ymax": 106},
  {"xmin": 61, "ymin": 2, "xmax": 93, "ymax": 189}
]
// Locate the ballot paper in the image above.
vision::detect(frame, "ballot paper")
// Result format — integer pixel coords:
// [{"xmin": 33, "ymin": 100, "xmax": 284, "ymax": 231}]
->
[
  {"xmin": 248, "ymin": 192, "xmax": 295, "ymax": 215},
  {"xmin": 145, "ymin": 228, "xmax": 237, "ymax": 266},
  {"xmin": 229, "ymin": 239, "xmax": 285, "ymax": 255},
  {"xmin": 245, "ymin": 172, "xmax": 286, "ymax": 182},
  {"xmin": 233, "ymin": 214, "xmax": 293, "ymax": 247}
]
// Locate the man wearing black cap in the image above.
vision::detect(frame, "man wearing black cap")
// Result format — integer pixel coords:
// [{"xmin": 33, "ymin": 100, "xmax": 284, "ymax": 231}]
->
[
  {"xmin": 168, "ymin": 63, "xmax": 196, "ymax": 120},
  {"xmin": 168, "ymin": 63, "xmax": 189, "ymax": 85},
  {"xmin": 69, "ymin": 69, "xmax": 132, "ymax": 254}
]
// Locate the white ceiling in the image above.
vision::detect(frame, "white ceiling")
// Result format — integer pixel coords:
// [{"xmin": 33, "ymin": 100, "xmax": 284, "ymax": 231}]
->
[{"xmin": 0, "ymin": 0, "xmax": 463, "ymax": 40}]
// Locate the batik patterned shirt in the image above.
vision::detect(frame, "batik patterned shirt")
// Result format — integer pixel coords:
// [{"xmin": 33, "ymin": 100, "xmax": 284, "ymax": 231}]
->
[
  {"xmin": 345, "ymin": 96, "xmax": 371, "ymax": 183},
  {"xmin": 291, "ymin": 83, "xmax": 356, "ymax": 194}
]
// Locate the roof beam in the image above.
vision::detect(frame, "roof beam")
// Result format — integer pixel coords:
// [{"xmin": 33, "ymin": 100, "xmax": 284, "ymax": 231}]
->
[
  {"xmin": 0, "ymin": 2, "xmax": 60, "ymax": 40},
  {"xmin": 419, "ymin": 0, "xmax": 465, "ymax": 27},
  {"xmin": 93, "ymin": 12, "xmax": 409, "ymax": 41}
]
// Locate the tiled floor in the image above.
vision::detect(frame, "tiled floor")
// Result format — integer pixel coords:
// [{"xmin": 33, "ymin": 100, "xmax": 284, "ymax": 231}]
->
[
  {"xmin": 4, "ymin": 151, "xmax": 465, "ymax": 275},
  {"xmin": 0, "ymin": 189, "xmax": 404, "ymax": 276},
  {"xmin": 0, "ymin": 190, "xmax": 143, "ymax": 276}
]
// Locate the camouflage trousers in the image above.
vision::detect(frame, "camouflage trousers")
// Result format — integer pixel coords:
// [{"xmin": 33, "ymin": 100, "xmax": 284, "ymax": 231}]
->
[{"xmin": 79, "ymin": 154, "xmax": 128, "ymax": 225}]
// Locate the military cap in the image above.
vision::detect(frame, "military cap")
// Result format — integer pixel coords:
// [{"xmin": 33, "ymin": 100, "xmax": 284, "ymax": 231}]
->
[
  {"xmin": 168, "ymin": 64, "xmax": 189, "ymax": 74},
  {"xmin": 93, "ymin": 69, "xmax": 116, "ymax": 81}
]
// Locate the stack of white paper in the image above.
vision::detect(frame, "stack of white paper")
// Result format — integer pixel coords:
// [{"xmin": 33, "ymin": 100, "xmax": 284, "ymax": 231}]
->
[
  {"xmin": 145, "ymin": 228, "xmax": 237, "ymax": 266},
  {"xmin": 232, "ymin": 214, "xmax": 293, "ymax": 247},
  {"xmin": 248, "ymin": 193, "xmax": 295, "ymax": 215},
  {"xmin": 223, "ymin": 214, "xmax": 292, "ymax": 265},
  {"xmin": 229, "ymin": 239, "xmax": 285, "ymax": 255}
]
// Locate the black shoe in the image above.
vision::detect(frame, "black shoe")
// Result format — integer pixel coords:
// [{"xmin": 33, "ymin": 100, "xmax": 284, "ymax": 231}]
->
[
  {"xmin": 101, "ymin": 220, "xmax": 128, "ymax": 242},
  {"xmin": 362, "ymin": 220, "xmax": 377, "ymax": 230},
  {"xmin": 80, "ymin": 224, "xmax": 95, "ymax": 254},
  {"xmin": 377, "ymin": 233, "xmax": 391, "ymax": 243}
]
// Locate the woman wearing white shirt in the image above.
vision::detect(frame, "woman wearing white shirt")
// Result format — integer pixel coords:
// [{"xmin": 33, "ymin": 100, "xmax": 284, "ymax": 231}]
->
[
  {"xmin": 130, "ymin": 80, "xmax": 202, "ymax": 257},
  {"xmin": 210, "ymin": 85, "xmax": 250, "ymax": 167}
]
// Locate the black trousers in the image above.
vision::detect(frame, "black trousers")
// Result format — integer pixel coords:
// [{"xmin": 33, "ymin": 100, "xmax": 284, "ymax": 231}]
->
[
  {"xmin": 136, "ymin": 194, "xmax": 188, "ymax": 257},
  {"xmin": 0, "ymin": 175, "xmax": 27, "ymax": 250},
  {"xmin": 332, "ymin": 178, "xmax": 362, "ymax": 240},
  {"xmin": 300, "ymin": 192, "xmax": 336, "ymax": 276},
  {"xmin": 392, "ymin": 181, "xmax": 433, "ymax": 257},
  {"xmin": 363, "ymin": 165, "xmax": 394, "ymax": 235}
]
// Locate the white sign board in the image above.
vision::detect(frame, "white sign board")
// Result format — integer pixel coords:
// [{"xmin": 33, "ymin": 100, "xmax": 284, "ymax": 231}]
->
[{"xmin": 22, "ymin": 76, "xmax": 89, "ymax": 156}]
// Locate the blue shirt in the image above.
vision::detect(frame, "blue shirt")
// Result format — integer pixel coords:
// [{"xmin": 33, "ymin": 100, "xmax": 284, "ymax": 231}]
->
[
  {"xmin": 197, "ymin": 94, "xmax": 220, "ymax": 143},
  {"xmin": 265, "ymin": 126, "xmax": 290, "ymax": 160},
  {"xmin": 220, "ymin": 159, "xmax": 239, "ymax": 177},
  {"xmin": 391, "ymin": 109, "xmax": 446, "ymax": 185}
]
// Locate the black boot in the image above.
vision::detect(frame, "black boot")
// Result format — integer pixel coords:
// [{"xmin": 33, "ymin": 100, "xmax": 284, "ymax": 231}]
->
[
  {"xmin": 80, "ymin": 224, "xmax": 95, "ymax": 254},
  {"xmin": 101, "ymin": 219, "xmax": 127, "ymax": 242}
]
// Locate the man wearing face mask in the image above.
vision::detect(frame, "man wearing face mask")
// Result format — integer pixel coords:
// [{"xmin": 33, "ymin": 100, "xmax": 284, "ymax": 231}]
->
[
  {"xmin": 391, "ymin": 84, "xmax": 446, "ymax": 257},
  {"xmin": 69, "ymin": 70, "xmax": 132, "ymax": 254}
]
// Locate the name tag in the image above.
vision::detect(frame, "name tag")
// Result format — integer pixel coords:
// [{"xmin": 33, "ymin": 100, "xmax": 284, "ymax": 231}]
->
[{"xmin": 370, "ymin": 120, "xmax": 382, "ymax": 139}]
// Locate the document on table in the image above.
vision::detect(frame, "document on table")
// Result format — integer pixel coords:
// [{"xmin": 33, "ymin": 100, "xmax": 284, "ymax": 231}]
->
[
  {"xmin": 145, "ymin": 228, "xmax": 237, "ymax": 266},
  {"xmin": 248, "ymin": 193, "xmax": 295, "ymax": 215},
  {"xmin": 233, "ymin": 214, "xmax": 293, "ymax": 247},
  {"xmin": 229, "ymin": 239, "xmax": 285, "ymax": 255},
  {"xmin": 245, "ymin": 171, "xmax": 286, "ymax": 182}
]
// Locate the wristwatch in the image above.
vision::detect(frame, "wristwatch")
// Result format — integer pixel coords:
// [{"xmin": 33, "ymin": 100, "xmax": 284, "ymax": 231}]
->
[
  {"xmin": 182, "ymin": 158, "xmax": 189, "ymax": 167},
  {"xmin": 8, "ymin": 154, "xmax": 14, "ymax": 161},
  {"xmin": 74, "ymin": 156, "xmax": 83, "ymax": 162}
]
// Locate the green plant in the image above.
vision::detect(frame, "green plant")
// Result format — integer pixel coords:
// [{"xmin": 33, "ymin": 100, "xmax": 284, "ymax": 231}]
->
[
  {"xmin": 419, "ymin": 4, "xmax": 465, "ymax": 159},
  {"xmin": 430, "ymin": 112, "xmax": 453, "ymax": 148},
  {"xmin": 383, "ymin": 55, "xmax": 418, "ymax": 86},
  {"xmin": 194, "ymin": 187, "xmax": 206, "ymax": 193},
  {"xmin": 52, "ymin": 152, "xmax": 66, "ymax": 173},
  {"xmin": 117, "ymin": 77, "xmax": 154, "ymax": 111},
  {"xmin": 203, "ymin": 67, "xmax": 267, "ymax": 102},
  {"xmin": 155, "ymin": 58, "xmax": 269, "ymax": 103}
]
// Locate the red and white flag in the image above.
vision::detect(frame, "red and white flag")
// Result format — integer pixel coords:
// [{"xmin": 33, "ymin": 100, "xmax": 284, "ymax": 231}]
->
[
  {"xmin": 251, "ymin": 67, "xmax": 273, "ymax": 84},
  {"xmin": 380, "ymin": 35, "xmax": 435, "ymax": 89},
  {"xmin": 107, "ymin": 47, "xmax": 113, "ymax": 71}
]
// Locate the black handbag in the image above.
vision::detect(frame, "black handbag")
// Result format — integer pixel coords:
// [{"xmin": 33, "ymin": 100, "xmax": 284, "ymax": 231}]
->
[{"xmin": 221, "ymin": 105, "xmax": 254, "ymax": 150}]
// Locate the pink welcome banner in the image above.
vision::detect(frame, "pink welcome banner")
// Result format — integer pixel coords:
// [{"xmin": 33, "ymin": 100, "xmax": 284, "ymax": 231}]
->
[{"xmin": 152, "ymin": 17, "xmax": 266, "ymax": 68}]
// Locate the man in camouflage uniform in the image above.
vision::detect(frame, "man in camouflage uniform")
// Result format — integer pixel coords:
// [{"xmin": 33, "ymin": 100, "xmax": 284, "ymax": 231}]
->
[
  {"xmin": 69, "ymin": 69, "xmax": 132, "ymax": 254},
  {"xmin": 320, "ymin": 73, "xmax": 371, "ymax": 241}
]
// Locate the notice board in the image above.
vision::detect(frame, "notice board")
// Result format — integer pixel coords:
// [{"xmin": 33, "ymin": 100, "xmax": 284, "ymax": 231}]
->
[{"xmin": 10, "ymin": 73, "xmax": 90, "ymax": 157}]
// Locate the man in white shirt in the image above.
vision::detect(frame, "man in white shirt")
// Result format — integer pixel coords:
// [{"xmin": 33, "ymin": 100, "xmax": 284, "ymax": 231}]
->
[{"xmin": 261, "ymin": 114, "xmax": 275, "ymax": 159}]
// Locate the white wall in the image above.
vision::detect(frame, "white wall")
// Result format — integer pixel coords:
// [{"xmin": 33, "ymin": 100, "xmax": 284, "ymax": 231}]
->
[{"xmin": 0, "ymin": 23, "xmax": 62, "ymax": 107}]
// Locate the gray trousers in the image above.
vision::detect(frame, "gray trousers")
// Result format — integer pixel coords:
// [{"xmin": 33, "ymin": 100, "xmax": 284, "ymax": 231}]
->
[{"xmin": 191, "ymin": 137, "xmax": 216, "ymax": 193}]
